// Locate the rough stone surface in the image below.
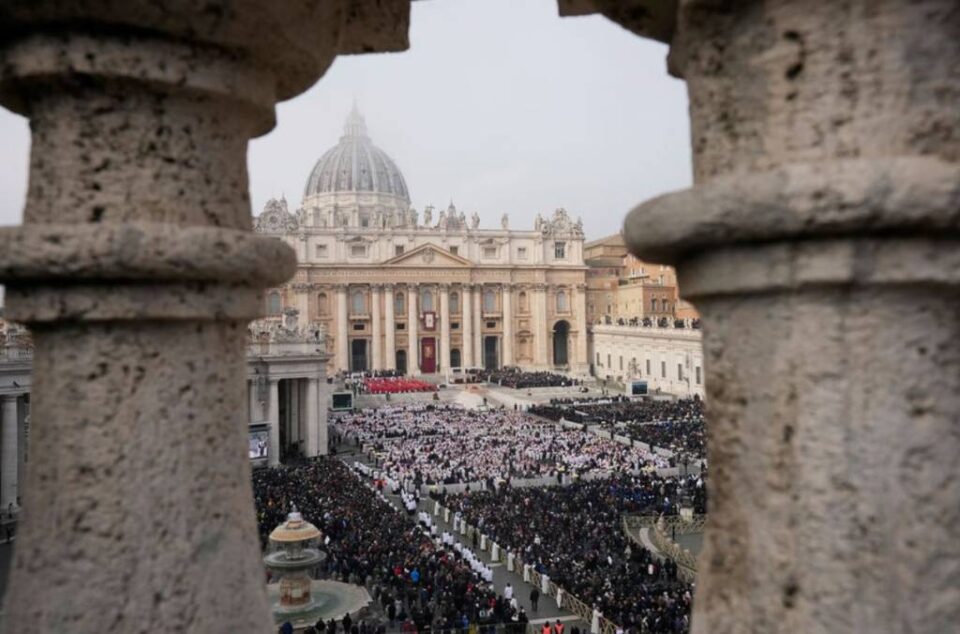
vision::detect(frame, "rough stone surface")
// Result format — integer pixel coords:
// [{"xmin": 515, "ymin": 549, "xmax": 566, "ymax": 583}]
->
[
  {"xmin": 0, "ymin": 2, "xmax": 409, "ymax": 632},
  {"xmin": 614, "ymin": 1, "xmax": 960, "ymax": 632}
]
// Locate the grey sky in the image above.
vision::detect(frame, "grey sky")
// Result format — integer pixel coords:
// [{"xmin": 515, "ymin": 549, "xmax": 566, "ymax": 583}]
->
[{"xmin": 0, "ymin": 0, "xmax": 690, "ymax": 242}]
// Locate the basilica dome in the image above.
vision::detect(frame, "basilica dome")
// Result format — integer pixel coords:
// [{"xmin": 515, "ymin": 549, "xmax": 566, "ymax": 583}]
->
[{"xmin": 303, "ymin": 105, "xmax": 410, "ymax": 204}]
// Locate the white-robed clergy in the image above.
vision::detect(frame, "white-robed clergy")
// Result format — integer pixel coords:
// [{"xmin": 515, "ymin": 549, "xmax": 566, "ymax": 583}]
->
[
  {"xmin": 507, "ymin": 551, "xmax": 515, "ymax": 572},
  {"xmin": 591, "ymin": 607, "xmax": 602, "ymax": 634},
  {"xmin": 540, "ymin": 573, "xmax": 550, "ymax": 595}
]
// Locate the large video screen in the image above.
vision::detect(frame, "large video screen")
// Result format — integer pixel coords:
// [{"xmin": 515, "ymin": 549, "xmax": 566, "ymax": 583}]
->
[
  {"xmin": 248, "ymin": 426, "xmax": 269, "ymax": 461},
  {"xmin": 630, "ymin": 381, "xmax": 648, "ymax": 396},
  {"xmin": 331, "ymin": 392, "xmax": 354, "ymax": 411}
]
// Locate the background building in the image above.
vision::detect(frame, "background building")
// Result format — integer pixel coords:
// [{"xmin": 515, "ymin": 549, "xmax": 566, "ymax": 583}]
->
[{"xmin": 254, "ymin": 107, "xmax": 590, "ymax": 376}]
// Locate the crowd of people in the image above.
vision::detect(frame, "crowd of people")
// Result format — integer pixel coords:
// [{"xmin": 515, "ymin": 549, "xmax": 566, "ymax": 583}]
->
[
  {"xmin": 479, "ymin": 367, "xmax": 578, "ymax": 389},
  {"xmin": 362, "ymin": 377, "xmax": 437, "ymax": 394},
  {"xmin": 442, "ymin": 475, "xmax": 705, "ymax": 633},
  {"xmin": 333, "ymin": 404, "xmax": 667, "ymax": 487},
  {"xmin": 253, "ymin": 459, "xmax": 530, "ymax": 633}
]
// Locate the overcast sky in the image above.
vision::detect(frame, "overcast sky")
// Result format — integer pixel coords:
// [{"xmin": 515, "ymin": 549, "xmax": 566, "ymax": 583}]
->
[{"xmin": 0, "ymin": 0, "xmax": 691, "ymax": 284}]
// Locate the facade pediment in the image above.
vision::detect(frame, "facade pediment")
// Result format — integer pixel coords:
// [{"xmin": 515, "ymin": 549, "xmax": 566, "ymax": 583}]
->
[{"xmin": 382, "ymin": 243, "xmax": 472, "ymax": 267}]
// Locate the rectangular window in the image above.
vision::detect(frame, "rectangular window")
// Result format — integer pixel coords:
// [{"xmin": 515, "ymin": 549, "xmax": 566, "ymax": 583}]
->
[
  {"xmin": 696, "ymin": 367, "xmax": 702, "ymax": 385},
  {"xmin": 486, "ymin": 321, "xmax": 496, "ymax": 329},
  {"xmin": 661, "ymin": 361, "xmax": 666, "ymax": 378},
  {"xmin": 451, "ymin": 322, "xmax": 460, "ymax": 330},
  {"xmin": 361, "ymin": 218, "xmax": 369, "ymax": 228},
  {"xmin": 596, "ymin": 352, "xmax": 600, "ymax": 366},
  {"xmin": 678, "ymin": 364, "xmax": 684, "ymax": 381},
  {"xmin": 315, "ymin": 244, "xmax": 328, "ymax": 258},
  {"xmin": 554, "ymin": 241, "xmax": 566, "ymax": 259},
  {"xmin": 352, "ymin": 323, "xmax": 365, "ymax": 332},
  {"xmin": 607, "ymin": 354, "xmax": 611, "ymax": 367},
  {"xmin": 483, "ymin": 247, "xmax": 497, "ymax": 259},
  {"xmin": 350, "ymin": 245, "xmax": 366, "ymax": 257},
  {"xmin": 646, "ymin": 359, "xmax": 651, "ymax": 375},
  {"xmin": 395, "ymin": 245, "xmax": 405, "ymax": 256},
  {"xmin": 449, "ymin": 246, "xmax": 459, "ymax": 256},
  {"xmin": 619, "ymin": 356, "xmax": 623, "ymax": 371},
  {"xmin": 517, "ymin": 247, "xmax": 528, "ymax": 259},
  {"xmin": 396, "ymin": 322, "xmax": 406, "ymax": 331}
]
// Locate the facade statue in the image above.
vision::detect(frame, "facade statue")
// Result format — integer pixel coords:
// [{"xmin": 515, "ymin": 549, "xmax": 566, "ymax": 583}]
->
[
  {"xmin": 501, "ymin": 213, "xmax": 509, "ymax": 230},
  {"xmin": 423, "ymin": 206, "xmax": 433, "ymax": 226},
  {"xmin": 471, "ymin": 211, "xmax": 480, "ymax": 229},
  {"xmin": 437, "ymin": 210, "xmax": 447, "ymax": 229},
  {"xmin": 534, "ymin": 213, "xmax": 544, "ymax": 231},
  {"xmin": 408, "ymin": 207, "xmax": 418, "ymax": 227}
]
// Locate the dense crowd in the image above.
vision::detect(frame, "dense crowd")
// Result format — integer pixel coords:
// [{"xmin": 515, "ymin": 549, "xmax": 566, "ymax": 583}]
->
[
  {"xmin": 443, "ymin": 475, "xmax": 706, "ymax": 633},
  {"xmin": 333, "ymin": 404, "xmax": 666, "ymax": 487},
  {"xmin": 479, "ymin": 367, "xmax": 578, "ymax": 389},
  {"xmin": 530, "ymin": 398, "xmax": 706, "ymax": 460},
  {"xmin": 253, "ymin": 459, "xmax": 529, "ymax": 632},
  {"xmin": 362, "ymin": 377, "xmax": 437, "ymax": 394}
]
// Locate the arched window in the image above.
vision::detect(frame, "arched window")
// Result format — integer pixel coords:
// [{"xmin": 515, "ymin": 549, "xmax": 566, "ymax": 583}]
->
[
  {"xmin": 651, "ymin": 298, "xmax": 658, "ymax": 312},
  {"xmin": 352, "ymin": 290, "xmax": 365, "ymax": 314},
  {"xmin": 317, "ymin": 292, "xmax": 329, "ymax": 315},
  {"xmin": 518, "ymin": 291, "xmax": 528, "ymax": 313},
  {"xmin": 266, "ymin": 291, "xmax": 282, "ymax": 316},
  {"xmin": 556, "ymin": 290, "xmax": 569, "ymax": 313},
  {"xmin": 420, "ymin": 288, "xmax": 434, "ymax": 312},
  {"xmin": 395, "ymin": 292, "xmax": 405, "ymax": 313},
  {"xmin": 483, "ymin": 289, "xmax": 497, "ymax": 313},
  {"xmin": 450, "ymin": 292, "xmax": 460, "ymax": 314},
  {"xmin": 663, "ymin": 300, "xmax": 670, "ymax": 313}
]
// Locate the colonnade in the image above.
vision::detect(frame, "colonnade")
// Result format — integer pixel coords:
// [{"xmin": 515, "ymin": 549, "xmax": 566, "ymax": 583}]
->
[
  {"xmin": 0, "ymin": 394, "xmax": 23, "ymax": 512},
  {"xmin": 248, "ymin": 375, "xmax": 326, "ymax": 465}
]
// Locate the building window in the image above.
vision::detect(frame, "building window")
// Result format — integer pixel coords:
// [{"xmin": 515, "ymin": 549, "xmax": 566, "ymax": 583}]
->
[
  {"xmin": 632, "ymin": 357, "xmax": 638, "ymax": 375},
  {"xmin": 352, "ymin": 323, "xmax": 365, "ymax": 331},
  {"xmin": 556, "ymin": 290, "xmax": 569, "ymax": 313},
  {"xmin": 350, "ymin": 244, "xmax": 366, "ymax": 257},
  {"xmin": 315, "ymin": 244, "xmax": 328, "ymax": 258},
  {"xmin": 663, "ymin": 300, "xmax": 670, "ymax": 313},
  {"xmin": 450, "ymin": 292, "xmax": 460, "ymax": 313},
  {"xmin": 483, "ymin": 289, "xmax": 497, "ymax": 313},
  {"xmin": 678, "ymin": 364, "xmax": 684, "ymax": 381},
  {"xmin": 486, "ymin": 321, "xmax": 496, "ymax": 329},
  {"xmin": 554, "ymin": 241, "xmax": 566, "ymax": 259},
  {"xmin": 396, "ymin": 322, "xmax": 405, "ymax": 331},
  {"xmin": 317, "ymin": 292, "xmax": 328, "ymax": 315},
  {"xmin": 651, "ymin": 298, "xmax": 658, "ymax": 312},
  {"xmin": 661, "ymin": 361, "xmax": 666, "ymax": 378},
  {"xmin": 351, "ymin": 290, "xmax": 365, "ymax": 314},
  {"xmin": 596, "ymin": 352, "xmax": 601, "ymax": 366},
  {"xmin": 518, "ymin": 291, "xmax": 528, "ymax": 312},
  {"xmin": 451, "ymin": 322, "xmax": 460, "ymax": 330},
  {"xmin": 483, "ymin": 246, "xmax": 498, "ymax": 259},
  {"xmin": 646, "ymin": 359, "xmax": 651, "ymax": 375},
  {"xmin": 517, "ymin": 247, "xmax": 528, "ymax": 259},
  {"xmin": 361, "ymin": 217, "xmax": 369, "ymax": 228},
  {"xmin": 619, "ymin": 356, "xmax": 623, "ymax": 371},
  {"xmin": 394, "ymin": 292, "xmax": 405, "ymax": 313},
  {"xmin": 449, "ymin": 246, "xmax": 459, "ymax": 256},
  {"xmin": 395, "ymin": 245, "xmax": 405, "ymax": 256},
  {"xmin": 420, "ymin": 288, "xmax": 434, "ymax": 312},
  {"xmin": 266, "ymin": 291, "xmax": 282, "ymax": 316},
  {"xmin": 607, "ymin": 354, "xmax": 611, "ymax": 367},
  {"xmin": 696, "ymin": 367, "xmax": 702, "ymax": 385}
]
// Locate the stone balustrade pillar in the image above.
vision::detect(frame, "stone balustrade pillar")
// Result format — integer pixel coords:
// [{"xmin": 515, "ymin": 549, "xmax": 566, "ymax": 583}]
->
[
  {"xmin": 0, "ymin": 2, "xmax": 413, "ymax": 631},
  {"xmin": 608, "ymin": 1, "xmax": 960, "ymax": 633}
]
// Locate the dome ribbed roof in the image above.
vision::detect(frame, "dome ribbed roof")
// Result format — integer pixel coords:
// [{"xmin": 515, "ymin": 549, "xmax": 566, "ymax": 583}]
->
[{"xmin": 303, "ymin": 105, "xmax": 410, "ymax": 202}]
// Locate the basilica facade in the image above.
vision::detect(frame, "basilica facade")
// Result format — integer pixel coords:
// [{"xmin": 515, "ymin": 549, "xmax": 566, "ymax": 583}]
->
[{"xmin": 254, "ymin": 107, "xmax": 589, "ymax": 376}]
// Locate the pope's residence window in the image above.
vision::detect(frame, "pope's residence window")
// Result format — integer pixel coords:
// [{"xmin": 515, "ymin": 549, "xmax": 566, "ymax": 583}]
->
[
  {"xmin": 517, "ymin": 247, "xmax": 528, "ymax": 259},
  {"xmin": 315, "ymin": 244, "xmax": 328, "ymax": 258},
  {"xmin": 420, "ymin": 288, "xmax": 434, "ymax": 312},
  {"xmin": 483, "ymin": 289, "xmax": 497, "ymax": 313},
  {"xmin": 483, "ymin": 246, "xmax": 498, "ymax": 259},
  {"xmin": 350, "ymin": 244, "xmax": 367, "ymax": 257},
  {"xmin": 450, "ymin": 292, "xmax": 460, "ymax": 314},
  {"xmin": 351, "ymin": 290, "xmax": 365, "ymax": 315},
  {"xmin": 556, "ymin": 290, "xmax": 569, "ymax": 313},
  {"xmin": 554, "ymin": 241, "xmax": 566, "ymax": 259},
  {"xmin": 449, "ymin": 246, "xmax": 459, "ymax": 256},
  {"xmin": 395, "ymin": 245, "xmax": 405, "ymax": 256},
  {"xmin": 394, "ymin": 292, "xmax": 405, "ymax": 313},
  {"xmin": 266, "ymin": 291, "xmax": 282, "ymax": 316}
]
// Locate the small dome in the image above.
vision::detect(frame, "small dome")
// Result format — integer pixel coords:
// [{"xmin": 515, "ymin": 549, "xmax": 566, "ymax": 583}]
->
[{"xmin": 303, "ymin": 105, "xmax": 410, "ymax": 203}]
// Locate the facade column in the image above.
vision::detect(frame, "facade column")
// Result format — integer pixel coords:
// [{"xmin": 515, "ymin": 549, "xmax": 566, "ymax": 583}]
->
[
  {"xmin": 248, "ymin": 380, "xmax": 259, "ymax": 423},
  {"xmin": 1, "ymin": 395, "xmax": 18, "ymax": 511},
  {"xmin": 267, "ymin": 379, "xmax": 280, "ymax": 467},
  {"xmin": 371, "ymin": 284, "xmax": 383, "ymax": 371},
  {"xmin": 384, "ymin": 284, "xmax": 396, "ymax": 370},
  {"xmin": 461, "ymin": 285, "xmax": 474, "ymax": 368},
  {"xmin": 501, "ymin": 283, "xmax": 514, "ymax": 367},
  {"xmin": 533, "ymin": 284, "xmax": 549, "ymax": 367},
  {"xmin": 336, "ymin": 285, "xmax": 349, "ymax": 373},
  {"xmin": 574, "ymin": 283, "xmax": 589, "ymax": 374},
  {"xmin": 473, "ymin": 284, "xmax": 484, "ymax": 367},
  {"xmin": 439, "ymin": 284, "xmax": 451, "ymax": 374},
  {"xmin": 407, "ymin": 283, "xmax": 419, "ymax": 375},
  {"xmin": 608, "ymin": 2, "xmax": 960, "ymax": 633},
  {"xmin": 304, "ymin": 377, "xmax": 319, "ymax": 458}
]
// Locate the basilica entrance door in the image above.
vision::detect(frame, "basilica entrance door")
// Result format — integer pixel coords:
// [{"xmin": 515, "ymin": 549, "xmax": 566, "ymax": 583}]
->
[
  {"xmin": 350, "ymin": 339, "xmax": 368, "ymax": 372},
  {"xmin": 483, "ymin": 336, "xmax": 499, "ymax": 371},
  {"xmin": 420, "ymin": 337, "xmax": 436, "ymax": 373}
]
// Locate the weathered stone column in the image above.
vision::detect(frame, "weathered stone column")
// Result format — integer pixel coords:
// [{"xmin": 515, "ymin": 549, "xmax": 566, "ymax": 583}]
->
[
  {"xmin": 501, "ymin": 283, "xmax": 514, "ymax": 366},
  {"xmin": 407, "ymin": 283, "xmax": 420, "ymax": 375},
  {"xmin": 305, "ymin": 377, "xmax": 320, "ymax": 458},
  {"xmin": 1, "ymin": 395, "xmax": 18, "ymax": 510},
  {"xmin": 0, "ymin": 2, "xmax": 414, "ymax": 630},
  {"xmin": 384, "ymin": 283, "xmax": 397, "ymax": 370},
  {"xmin": 462, "ymin": 284, "xmax": 475, "ymax": 367},
  {"xmin": 574, "ymin": 283, "xmax": 589, "ymax": 374},
  {"xmin": 473, "ymin": 285, "xmax": 484, "ymax": 366},
  {"xmin": 268, "ymin": 379, "xmax": 281, "ymax": 467},
  {"xmin": 371, "ymin": 284, "xmax": 383, "ymax": 370},
  {"xmin": 610, "ymin": 1, "xmax": 959, "ymax": 632},
  {"xmin": 439, "ymin": 284, "xmax": 451, "ymax": 373},
  {"xmin": 532, "ymin": 284, "xmax": 549, "ymax": 368}
]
